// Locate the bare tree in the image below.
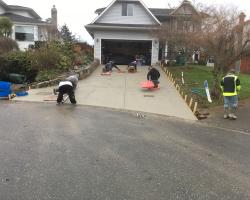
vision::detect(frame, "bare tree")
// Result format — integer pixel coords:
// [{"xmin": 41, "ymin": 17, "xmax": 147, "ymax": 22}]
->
[{"xmin": 155, "ymin": 4, "xmax": 250, "ymax": 98}]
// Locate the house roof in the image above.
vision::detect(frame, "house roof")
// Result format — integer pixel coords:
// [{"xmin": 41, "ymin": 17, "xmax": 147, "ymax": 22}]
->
[
  {"xmin": 0, "ymin": 0, "xmax": 8, "ymax": 9},
  {"xmin": 8, "ymin": 5, "xmax": 42, "ymax": 19},
  {"xmin": 0, "ymin": 13, "xmax": 46, "ymax": 24},
  {"xmin": 169, "ymin": 0, "xmax": 199, "ymax": 16},
  {"xmin": 0, "ymin": 0, "xmax": 42, "ymax": 20},
  {"xmin": 92, "ymin": 0, "xmax": 161, "ymax": 25}
]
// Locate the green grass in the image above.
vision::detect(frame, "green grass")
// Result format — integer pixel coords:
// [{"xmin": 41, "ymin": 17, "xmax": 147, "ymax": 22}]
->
[
  {"xmin": 238, "ymin": 74, "xmax": 250, "ymax": 99},
  {"xmin": 166, "ymin": 64, "xmax": 250, "ymax": 108}
]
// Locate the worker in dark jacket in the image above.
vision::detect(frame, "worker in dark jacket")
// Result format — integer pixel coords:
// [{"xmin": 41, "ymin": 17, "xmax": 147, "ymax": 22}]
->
[
  {"xmin": 220, "ymin": 69, "xmax": 241, "ymax": 119},
  {"xmin": 128, "ymin": 60, "xmax": 137, "ymax": 72},
  {"xmin": 103, "ymin": 61, "xmax": 120, "ymax": 72},
  {"xmin": 147, "ymin": 66, "xmax": 160, "ymax": 88}
]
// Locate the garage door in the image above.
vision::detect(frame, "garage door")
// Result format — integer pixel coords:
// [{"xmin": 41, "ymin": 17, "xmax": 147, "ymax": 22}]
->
[{"xmin": 101, "ymin": 39, "xmax": 152, "ymax": 65}]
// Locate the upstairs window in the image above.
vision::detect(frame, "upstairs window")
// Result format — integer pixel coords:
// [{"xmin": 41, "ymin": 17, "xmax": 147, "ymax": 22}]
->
[
  {"xmin": 122, "ymin": 3, "xmax": 133, "ymax": 16},
  {"xmin": 15, "ymin": 26, "xmax": 34, "ymax": 41}
]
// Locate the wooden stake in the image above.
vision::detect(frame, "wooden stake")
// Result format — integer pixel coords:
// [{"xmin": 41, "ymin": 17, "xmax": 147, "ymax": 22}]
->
[
  {"xmin": 184, "ymin": 95, "xmax": 187, "ymax": 102},
  {"xmin": 189, "ymin": 98, "xmax": 193, "ymax": 108},
  {"xmin": 193, "ymin": 102, "xmax": 198, "ymax": 113}
]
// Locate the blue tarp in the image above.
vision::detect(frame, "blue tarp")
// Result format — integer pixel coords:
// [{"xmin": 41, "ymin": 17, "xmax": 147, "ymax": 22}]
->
[{"xmin": 0, "ymin": 81, "xmax": 11, "ymax": 97}]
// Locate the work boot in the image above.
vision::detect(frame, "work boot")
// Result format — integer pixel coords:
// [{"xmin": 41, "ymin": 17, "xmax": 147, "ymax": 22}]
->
[
  {"xmin": 229, "ymin": 107, "xmax": 238, "ymax": 120},
  {"xmin": 229, "ymin": 113, "xmax": 237, "ymax": 120},
  {"xmin": 223, "ymin": 114, "xmax": 229, "ymax": 119},
  {"xmin": 223, "ymin": 108, "xmax": 229, "ymax": 119}
]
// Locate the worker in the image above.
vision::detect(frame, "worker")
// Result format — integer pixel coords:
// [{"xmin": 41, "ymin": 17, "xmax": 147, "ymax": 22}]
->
[
  {"xmin": 53, "ymin": 74, "xmax": 78, "ymax": 94},
  {"xmin": 56, "ymin": 80, "xmax": 76, "ymax": 105},
  {"xmin": 128, "ymin": 60, "xmax": 137, "ymax": 72},
  {"xmin": 220, "ymin": 69, "xmax": 241, "ymax": 119},
  {"xmin": 103, "ymin": 61, "xmax": 120, "ymax": 72},
  {"xmin": 66, "ymin": 74, "xmax": 79, "ymax": 90},
  {"xmin": 147, "ymin": 66, "xmax": 160, "ymax": 88}
]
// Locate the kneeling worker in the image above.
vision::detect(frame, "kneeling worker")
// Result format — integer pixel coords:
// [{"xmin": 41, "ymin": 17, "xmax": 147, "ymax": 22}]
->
[
  {"xmin": 103, "ymin": 61, "xmax": 120, "ymax": 72},
  {"xmin": 66, "ymin": 74, "xmax": 79, "ymax": 90},
  {"xmin": 128, "ymin": 60, "xmax": 137, "ymax": 73},
  {"xmin": 147, "ymin": 66, "xmax": 160, "ymax": 88},
  {"xmin": 57, "ymin": 80, "xmax": 77, "ymax": 105}
]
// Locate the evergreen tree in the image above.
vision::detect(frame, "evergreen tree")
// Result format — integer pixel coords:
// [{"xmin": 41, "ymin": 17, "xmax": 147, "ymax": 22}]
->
[{"xmin": 60, "ymin": 24, "xmax": 75, "ymax": 43}]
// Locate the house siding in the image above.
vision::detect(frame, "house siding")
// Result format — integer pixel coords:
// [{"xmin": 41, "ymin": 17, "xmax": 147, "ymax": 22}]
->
[
  {"xmin": 241, "ymin": 56, "xmax": 250, "ymax": 73},
  {"xmin": 96, "ymin": 2, "xmax": 157, "ymax": 25},
  {"xmin": 0, "ymin": 5, "xmax": 5, "ymax": 14},
  {"xmin": 94, "ymin": 30, "xmax": 158, "ymax": 65}
]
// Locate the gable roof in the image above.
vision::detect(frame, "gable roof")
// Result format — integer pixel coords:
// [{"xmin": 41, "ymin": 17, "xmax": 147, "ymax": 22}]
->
[
  {"xmin": 92, "ymin": 0, "xmax": 161, "ymax": 25},
  {"xmin": 0, "ymin": 0, "xmax": 42, "ymax": 20},
  {"xmin": 0, "ymin": 0, "xmax": 8, "ymax": 9},
  {"xmin": 8, "ymin": 5, "xmax": 41, "ymax": 19},
  {"xmin": 0, "ymin": 13, "xmax": 45, "ymax": 24},
  {"xmin": 169, "ymin": 0, "xmax": 199, "ymax": 16}
]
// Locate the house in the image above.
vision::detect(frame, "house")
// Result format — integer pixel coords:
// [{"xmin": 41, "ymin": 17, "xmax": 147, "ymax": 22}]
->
[
  {"xmin": 85, "ymin": 0, "xmax": 200, "ymax": 65},
  {"xmin": 0, "ymin": 0, "xmax": 58, "ymax": 50},
  {"xmin": 240, "ymin": 15, "xmax": 250, "ymax": 73}
]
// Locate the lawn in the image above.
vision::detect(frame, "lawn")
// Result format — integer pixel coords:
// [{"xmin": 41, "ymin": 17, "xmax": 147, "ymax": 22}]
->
[{"xmin": 166, "ymin": 64, "xmax": 250, "ymax": 108}]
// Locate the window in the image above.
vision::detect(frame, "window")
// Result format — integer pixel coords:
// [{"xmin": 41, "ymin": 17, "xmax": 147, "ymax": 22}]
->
[
  {"xmin": 122, "ymin": 3, "xmax": 133, "ymax": 16},
  {"xmin": 15, "ymin": 26, "xmax": 34, "ymax": 41}
]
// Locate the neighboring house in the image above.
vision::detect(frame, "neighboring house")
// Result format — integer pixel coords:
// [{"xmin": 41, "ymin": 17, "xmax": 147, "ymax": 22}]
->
[
  {"xmin": 240, "ymin": 17, "xmax": 250, "ymax": 73},
  {"xmin": 85, "ymin": 0, "xmax": 200, "ymax": 65},
  {"xmin": 0, "ymin": 0, "xmax": 58, "ymax": 50}
]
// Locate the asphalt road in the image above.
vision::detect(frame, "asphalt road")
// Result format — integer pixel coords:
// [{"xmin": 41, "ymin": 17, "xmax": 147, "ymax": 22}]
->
[{"xmin": 0, "ymin": 101, "xmax": 250, "ymax": 200}]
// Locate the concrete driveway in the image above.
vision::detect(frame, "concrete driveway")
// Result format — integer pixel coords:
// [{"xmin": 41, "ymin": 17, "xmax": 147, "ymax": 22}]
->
[{"xmin": 14, "ymin": 65, "xmax": 196, "ymax": 121}]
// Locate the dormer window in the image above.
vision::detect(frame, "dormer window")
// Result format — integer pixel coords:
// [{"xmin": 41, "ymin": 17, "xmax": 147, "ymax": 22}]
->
[{"xmin": 122, "ymin": 3, "xmax": 133, "ymax": 16}]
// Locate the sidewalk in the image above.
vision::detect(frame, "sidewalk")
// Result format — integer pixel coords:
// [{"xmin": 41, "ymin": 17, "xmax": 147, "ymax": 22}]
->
[
  {"xmin": 14, "ymin": 65, "xmax": 197, "ymax": 121},
  {"xmin": 201, "ymin": 99, "xmax": 250, "ymax": 132}
]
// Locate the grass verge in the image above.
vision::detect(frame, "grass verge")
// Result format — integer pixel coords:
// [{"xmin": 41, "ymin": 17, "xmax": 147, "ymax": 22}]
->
[{"xmin": 165, "ymin": 64, "xmax": 250, "ymax": 109}]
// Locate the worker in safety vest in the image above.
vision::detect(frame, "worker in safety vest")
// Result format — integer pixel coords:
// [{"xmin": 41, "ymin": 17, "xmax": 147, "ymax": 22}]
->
[{"xmin": 220, "ymin": 69, "xmax": 241, "ymax": 119}]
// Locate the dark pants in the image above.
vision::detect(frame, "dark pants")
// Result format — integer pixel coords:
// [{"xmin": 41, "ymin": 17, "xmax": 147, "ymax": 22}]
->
[
  {"xmin": 152, "ymin": 80, "xmax": 159, "ymax": 88},
  {"xmin": 57, "ymin": 85, "xmax": 76, "ymax": 104}
]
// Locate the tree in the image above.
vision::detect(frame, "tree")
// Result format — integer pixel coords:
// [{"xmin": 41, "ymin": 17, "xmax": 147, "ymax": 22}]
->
[
  {"xmin": 60, "ymin": 24, "xmax": 75, "ymax": 43},
  {"xmin": 0, "ymin": 17, "xmax": 13, "ymax": 37},
  {"xmin": 155, "ymin": 5, "xmax": 250, "ymax": 99}
]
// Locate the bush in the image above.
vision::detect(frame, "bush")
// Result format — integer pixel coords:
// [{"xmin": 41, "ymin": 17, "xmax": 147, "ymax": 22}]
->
[
  {"xmin": 31, "ymin": 41, "xmax": 74, "ymax": 71},
  {"xmin": 30, "ymin": 46, "xmax": 61, "ymax": 70},
  {"xmin": 0, "ymin": 37, "xmax": 19, "ymax": 55},
  {"xmin": 35, "ymin": 69, "xmax": 62, "ymax": 82},
  {"xmin": 0, "ymin": 51, "xmax": 38, "ymax": 83}
]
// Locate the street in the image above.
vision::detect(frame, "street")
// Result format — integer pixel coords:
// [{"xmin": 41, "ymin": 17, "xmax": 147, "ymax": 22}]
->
[{"xmin": 0, "ymin": 101, "xmax": 250, "ymax": 200}]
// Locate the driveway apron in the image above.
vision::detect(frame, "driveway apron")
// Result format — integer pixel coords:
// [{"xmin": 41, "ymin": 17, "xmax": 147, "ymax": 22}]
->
[{"xmin": 14, "ymin": 65, "xmax": 196, "ymax": 120}]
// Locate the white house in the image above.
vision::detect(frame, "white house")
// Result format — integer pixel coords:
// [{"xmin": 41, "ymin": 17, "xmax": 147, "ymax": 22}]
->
[
  {"xmin": 85, "ymin": 0, "xmax": 200, "ymax": 65},
  {"xmin": 0, "ymin": 0, "xmax": 57, "ymax": 50}
]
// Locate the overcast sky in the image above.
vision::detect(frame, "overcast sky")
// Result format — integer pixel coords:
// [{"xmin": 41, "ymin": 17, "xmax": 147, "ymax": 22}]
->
[{"xmin": 4, "ymin": 0, "xmax": 250, "ymax": 44}]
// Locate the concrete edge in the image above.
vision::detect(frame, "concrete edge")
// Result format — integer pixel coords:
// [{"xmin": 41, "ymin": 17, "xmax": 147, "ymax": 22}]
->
[{"xmin": 10, "ymin": 99, "xmax": 198, "ymax": 123}]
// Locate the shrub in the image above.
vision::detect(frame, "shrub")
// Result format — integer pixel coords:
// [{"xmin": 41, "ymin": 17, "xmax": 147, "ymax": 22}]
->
[
  {"xmin": 30, "ymin": 46, "xmax": 61, "ymax": 70},
  {"xmin": 0, "ymin": 51, "xmax": 38, "ymax": 83},
  {"xmin": 31, "ymin": 41, "xmax": 74, "ymax": 71},
  {"xmin": 35, "ymin": 69, "xmax": 62, "ymax": 82},
  {"xmin": 0, "ymin": 37, "xmax": 19, "ymax": 55}
]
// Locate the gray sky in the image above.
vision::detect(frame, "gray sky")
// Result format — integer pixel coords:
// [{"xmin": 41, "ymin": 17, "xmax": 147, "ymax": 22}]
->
[{"xmin": 4, "ymin": 0, "xmax": 250, "ymax": 44}]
